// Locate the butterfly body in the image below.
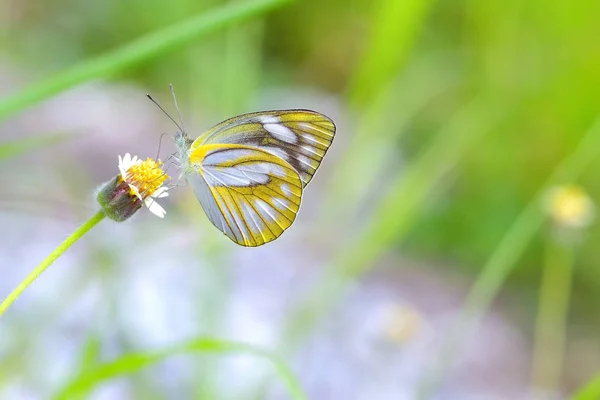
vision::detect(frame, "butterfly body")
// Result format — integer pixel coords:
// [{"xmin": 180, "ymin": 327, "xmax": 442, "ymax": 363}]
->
[
  {"xmin": 175, "ymin": 109, "xmax": 335, "ymax": 247},
  {"xmin": 174, "ymin": 131, "xmax": 193, "ymax": 172}
]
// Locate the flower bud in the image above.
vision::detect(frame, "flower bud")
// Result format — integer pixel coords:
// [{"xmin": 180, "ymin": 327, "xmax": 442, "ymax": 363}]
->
[{"xmin": 97, "ymin": 176, "xmax": 144, "ymax": 221}]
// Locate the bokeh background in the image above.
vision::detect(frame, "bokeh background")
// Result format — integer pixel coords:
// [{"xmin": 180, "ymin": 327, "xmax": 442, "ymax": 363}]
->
[{"xmin": 1, "ymin": 0, "xmax": 600, "ymax": 399}]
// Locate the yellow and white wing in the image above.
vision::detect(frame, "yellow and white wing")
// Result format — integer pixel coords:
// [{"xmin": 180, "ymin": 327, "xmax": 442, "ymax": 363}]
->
[
  {"xmin": 190, "ymin": 110, "xmax": 335, "ymax": 187},
  {"xmin": 185, "ymin": 143, "xmax": 303, "ymax": 247}
]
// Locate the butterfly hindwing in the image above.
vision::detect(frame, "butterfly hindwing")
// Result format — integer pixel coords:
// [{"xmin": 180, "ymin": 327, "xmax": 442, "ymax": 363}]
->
[
  {"xmin": 185, "ymin": 143, "xmax": 303, "ymax": 247},
  {"xmin": 190, "ymin": 110, "xmax": 335, "ymax": 187}
]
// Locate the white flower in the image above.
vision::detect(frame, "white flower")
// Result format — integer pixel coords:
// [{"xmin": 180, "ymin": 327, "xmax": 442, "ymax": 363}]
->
[{"xmin": 117, "ymin": 153, "xmax": 169, "ymax": 218}]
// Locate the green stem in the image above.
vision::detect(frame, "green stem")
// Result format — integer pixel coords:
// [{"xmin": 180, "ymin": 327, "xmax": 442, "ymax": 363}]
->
[
  {"xmin": 417, "ymin": 117, "xmax": 600, "ymax": 399},
  {"xmin": 530, "ymin": 230, "xmax": 574, "ymax": 392},
  {"xmin": 0, "ymin": 210, "xmax": 106, "ymax": 317}
]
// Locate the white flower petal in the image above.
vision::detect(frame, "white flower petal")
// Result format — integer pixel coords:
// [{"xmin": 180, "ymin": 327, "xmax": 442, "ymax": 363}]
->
[
  {"xmin": 120, "ymin": 153, "xmax": 143, "ymax": 173},
  {"xmin": 152, "ymin": 187, "xmax": 169, "ymax": 198},
  {"xmin": 127, "ymin": 183, "xmax": 144, "ymax": 201},
  {"xmin": 118, "ymin": 155, "xmax": 128, "ymax": 178},
  {"xmin": 145, "ymin": 197, "xmax": 166, "ymax": 218},
  {"xmin": 120, "ymin": 154, "xmax": 132, "ymax": 173}
]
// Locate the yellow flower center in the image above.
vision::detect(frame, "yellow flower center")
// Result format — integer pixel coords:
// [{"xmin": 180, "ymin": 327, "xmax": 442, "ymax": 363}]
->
[{"xmin": 123, "ymin": 158, "xmax": 169, "ymax": 198}]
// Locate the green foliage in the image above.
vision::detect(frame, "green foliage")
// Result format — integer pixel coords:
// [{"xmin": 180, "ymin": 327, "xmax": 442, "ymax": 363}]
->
[
  {"xmin": 285, "ymin": 97, "xmax": 507, "ymax": 344},
  {"xmin": 348, "ymin": 0, "xmax": 435, "ymax": 107},
  {"xmin": 54, "ymin": 338, "xmax": 307, "ymax": 400},
  {"xmin": 572, "ymin": 372, "xmax": 600, "ymax": 400},
  {"xmin": 419, "ymin": 119, "xmax": 600, "ymax": 396},
  {"xmin": 2, "ymin": 0, "xmax": 600, "ymax": 396},
  {"xmin": 0, "ymin": 0, "xmax": 293, "ymax": 121}
]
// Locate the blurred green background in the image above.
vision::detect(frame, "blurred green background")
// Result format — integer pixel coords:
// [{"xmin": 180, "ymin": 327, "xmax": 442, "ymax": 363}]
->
[{"xmin": 1, "ymin": 0, "xmax": 600, "ymax": 399}]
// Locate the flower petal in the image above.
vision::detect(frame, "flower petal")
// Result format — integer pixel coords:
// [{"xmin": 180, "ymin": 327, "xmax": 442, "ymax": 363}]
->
[
  {"xmin": 118, "ymin": 155, "xmax": 128, "ymax": 178},
  {"xmin": 119, "ymin": 153, "xmax": 142, "ymax": 174},
  {"xmin": 127, "ymin": 183, "xmax": 144, "ymax": 201},
  {"xmin": 145, "ymin": 197, "xmax": 166, "ymax": 218},
  {"xmin": 152, "ymin": 187, "xmax": 169, "ymax": 198}
]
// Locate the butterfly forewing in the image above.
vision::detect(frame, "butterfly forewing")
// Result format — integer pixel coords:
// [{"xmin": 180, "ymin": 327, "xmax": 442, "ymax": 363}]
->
[
  {"xmin": 191, "ymin": 110, "xmax": 335, "ymax": 187},
  {"xmin": 186, "ymin": 143, "xmax": 303, "ymax": 247}
]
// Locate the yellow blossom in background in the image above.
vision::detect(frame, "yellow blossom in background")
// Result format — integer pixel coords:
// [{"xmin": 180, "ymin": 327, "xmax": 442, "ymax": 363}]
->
[{"xmin": 543, "ymin": 185, "xmax": 595, "ymax": 230}]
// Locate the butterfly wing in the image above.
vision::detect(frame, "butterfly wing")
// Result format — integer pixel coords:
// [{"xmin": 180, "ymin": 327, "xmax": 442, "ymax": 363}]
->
[
  {"xmin": 184, "ymin": 143, "xmax": 303, "ymax": 247},
  {"xmin": 190, "ymin": 110, "xmax": 335, "ymax": 187}
]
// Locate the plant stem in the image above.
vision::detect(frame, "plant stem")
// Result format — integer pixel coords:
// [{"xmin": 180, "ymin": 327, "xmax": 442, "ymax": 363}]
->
[
  {"xmin": 417, "ymin": 117, "xmax": 600, "ymax": 399},
  {"xmin": 530, "ymin": 230, "xmax": 574, "ymax": 393},
  {"xmin": 0, "ymin": 210, "xmax": 105, "ymax": 317}
]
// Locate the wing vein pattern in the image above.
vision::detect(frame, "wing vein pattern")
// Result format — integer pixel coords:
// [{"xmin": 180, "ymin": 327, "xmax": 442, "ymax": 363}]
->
[
  {"xmin": 192, "ymin": 109, "xmax": 336, "ymax": 187},
  {"xmin": 185, "ymin": 143, "xmax": 303, "ymax": 246}
]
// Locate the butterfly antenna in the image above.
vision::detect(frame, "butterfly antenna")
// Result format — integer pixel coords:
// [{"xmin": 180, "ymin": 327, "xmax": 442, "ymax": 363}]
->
[
  {"xmin": 169, "ymin": 83, "xmax": 186, "ymax": 133},
  {"xmin": 146, "ymin": 93, "xmax": 184, "ymax": 132}
]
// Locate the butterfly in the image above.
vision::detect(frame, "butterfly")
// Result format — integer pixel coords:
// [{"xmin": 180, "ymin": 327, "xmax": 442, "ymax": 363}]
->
[{"xmin": 150, "ymin": 89, "xmax": 336, "ymax": 247}]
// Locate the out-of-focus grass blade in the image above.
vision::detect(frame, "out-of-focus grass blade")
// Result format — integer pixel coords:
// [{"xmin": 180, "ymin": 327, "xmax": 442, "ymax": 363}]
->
[
  {"xmin": 0, "ymin": 134, "xmax": 72, "ymax": 160},
  {"xmin": 54, "ymin": 337, "xmax": 307, "ymax": 400},
  {"xmin": 419, "ymin": 117, "xmax": 600, "ymax": 398},
  {"xmin": 571, "ymin": 373, "xmax": 600, "ymax": 400},
  {"xmin": 323, "ymin": 58, "xmax": 456, "ymax": 219},
  {"xmin": 283, "ymin": 97, "xmax": 506, "ymax": 344},
  {"xmin": 348, "ymin": 0, "xmax": 434, "ymax": 107},
  {"xmin": 77, "ymin": 334, "xmax": 102, "ymax": 372},
  {"xmin": 0, "ymin": 0, "xmax": 294, "ymax": 122}
]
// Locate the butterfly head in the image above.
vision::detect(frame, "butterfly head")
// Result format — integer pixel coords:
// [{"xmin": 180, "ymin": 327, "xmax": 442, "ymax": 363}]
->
[
  {"xmin": 174, "ymin": 130, "xmax": 188, "ymax": 145},
  {"xmin": 173, "ymin": 130, "xmax": 193, "ymax": 169}
]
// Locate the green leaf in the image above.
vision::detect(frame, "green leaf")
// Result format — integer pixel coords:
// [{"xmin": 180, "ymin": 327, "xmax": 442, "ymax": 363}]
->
[
  {"xmin": 54, "ymin": 337, "xmax": 307, "ymax": 400},
  {"xmin": 0, "ymin": 0, "xmax": 294, "ymax": 121}
]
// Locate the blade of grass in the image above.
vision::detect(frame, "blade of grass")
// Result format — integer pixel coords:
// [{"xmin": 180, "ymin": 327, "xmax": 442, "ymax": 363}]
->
[
  {"xmin": 323, "ymin": 58, "xmax": 456, "ymax": 220},
  {"xmin": 77, "ymin": 334, "xmax": 102, "ymax": 373},
  {"xmin": 54, "ymin": 337, "xmax": 307, "ymax": 400},
  {"xmin": 530, "ymin": 230, "xmax": 575, "ymax": 392},
  {"xmin": 418, "ymin": 117, "xmax": 600, "ymax": 398},
  {"xmin": 248, "ymin": 97, "xmax": 506, "ymax": 400},
  {"xmin": 283, "ymin": 96, "xmax": 506, "ymax": 345},
  {"xmin": 0, "ymin": 0, "xmax": 293, "ymax": 121},
  {"xmin": 0, "ymin": 133, "xmax": 72, "ymax": 160},
  {"xmin": 348, "ymin": 0, "xmax": 435, "ymax": 107},
  {"xmin": 571, "ymin": 372, "xmax": 600, "ymax": 400}
]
